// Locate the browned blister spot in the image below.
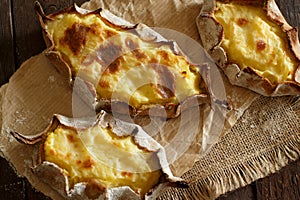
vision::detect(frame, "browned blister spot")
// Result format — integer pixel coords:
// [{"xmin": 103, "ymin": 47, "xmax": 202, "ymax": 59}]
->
[
  {"xmin": 106, "ymin": 59, "xmax": 121, "ymax": 74},
  {"xmin": 158, "ymin": 50, "xmax": 170, "ymax": 62},
  {"xmin": 89, "ymin": 24, "xmax": 102, "ymax": 35},
  {"xmin": 99, "ymin": 80, "xmax": 110, "ymax": 88},
  {"xmin": 49, "ymin": 149, "xmax": 56, "ymax": 156},
  {"xmin": 103, "ymin": 29, "xmax": 117, "ymax": 38},
  {"xmin": 256, "ymin": 40, "xmax": 267, "ymax": 51},
  {"xmin": 132, "ymin": 49, "xmax": 147, "ymax": 60},
  {"xmin": 76, "ymin": 160, "xmax": 82, "ymax": 165},
  {"xmin": 83, "ymin": 157, "xmax": 95, "ymax": 168},
  {"xmin": 60, "ymin": 23, "xmax": 103, "ymax": 55},
  {"xmin": 237, "ymin": 18, "xmax": 249, "ymax": 26},
  {"xmin": 121, "ymin": 171, "xmax": 133, "ymax": 177},
  {"xmin": 66, "ymin": 153, "xmax": 72, "ymax": 159},
  {"xmin": 60, "ymin": 23, "xmax": 89, "ymax": 55},
  {"xmin": 149, "ymin": 58, "xmax": 158, "ymax": 66},
  {"xmin": 67, "ymin": 134, "xmax": 74, "ymax": 143}
]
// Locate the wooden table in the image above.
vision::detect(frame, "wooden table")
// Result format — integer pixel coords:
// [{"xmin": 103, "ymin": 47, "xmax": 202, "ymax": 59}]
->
[{"xmin": 0, "ymin": 0, "xmax": 299, "ymax": 199}]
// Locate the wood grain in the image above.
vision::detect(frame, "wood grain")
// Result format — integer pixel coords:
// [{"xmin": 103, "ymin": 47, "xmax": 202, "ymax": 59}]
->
[
  {"xmin": 217, "ymin": 183, "xmax": 257, "ymax": 200},
  {"xmin": 11, "ymin": 0, "xmax": 45, "ymax": 68},
  {"xmin": 0, "ymin": 0, "xmax": 15, "ymax": 85},
  {"xmin": 256, "ymin": 160, "xmax": 300, "ymax": 200},
  {"xmin": 276, "ymin": 0, "xmax": 300, "ymax": 35},
  {"xmin": 0, "ymin": 157, "xmax": 25, "ymax": 200}
]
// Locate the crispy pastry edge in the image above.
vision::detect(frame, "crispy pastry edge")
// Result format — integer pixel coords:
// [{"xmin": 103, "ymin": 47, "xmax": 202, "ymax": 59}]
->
[{"xmin": 10, "ymin": 111, "xmax": 188, "ymax": 199}]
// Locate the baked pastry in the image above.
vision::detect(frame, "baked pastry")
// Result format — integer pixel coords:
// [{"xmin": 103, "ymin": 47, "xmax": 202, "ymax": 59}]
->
[
  {"xmin": 35, "ymin": 2, "xmax": 213, "ymax": 118},
  {"xmin": 11, "ymin": 111, "xmax": 187, "ymax": 199},
  {"xmin": 197, "ymin": 0, "xmax": 300, "ymax": 96}
]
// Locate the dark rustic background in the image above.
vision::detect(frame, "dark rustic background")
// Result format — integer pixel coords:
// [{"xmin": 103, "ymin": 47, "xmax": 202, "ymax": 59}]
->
[{"xmin": 0, "ymin": 0, "xmax": 299, "ymax": 199}]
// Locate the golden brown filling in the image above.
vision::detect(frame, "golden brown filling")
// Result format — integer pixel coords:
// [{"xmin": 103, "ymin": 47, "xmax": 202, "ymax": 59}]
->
[
  {"xmin": 44, "ymin": 124, "xmax": 162, "ymax": 196},
  {"xmin": 215, "ymin": 1, "xmax": 298, "ymax": 84},
  {"xmin": 46, "ymin": 12, "xmax": 205, "ymax": 108}
]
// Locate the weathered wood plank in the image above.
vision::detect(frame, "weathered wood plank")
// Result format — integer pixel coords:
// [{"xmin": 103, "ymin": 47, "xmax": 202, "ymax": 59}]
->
[
  {"xmin": 256, "ymin": 160, "xmax": 300, "ymax": 200},
  {"xmin": 0, "ymin": 1, "xmax": 22, "ymax": 198},
  {"xmin": 276, "ymin": 0, "xmax": 300, "ymax": 34},
  {"xmin": 0, "ymin": 157, "xmax": 25, "ymax": 200},
  {"xmin": 217, "ymin": 183, "xmax": 257, "ymax": 200},
  {"xmin": 25, "ymin": 180, "xmax": 51, "ymax": 200},
  {"xmin": 11, "ymin": 0, "xmax": 46, "ymax": 68},
  {"xmin": 0, "ymin": 0, "xmax": 15, "ymax": 85}
]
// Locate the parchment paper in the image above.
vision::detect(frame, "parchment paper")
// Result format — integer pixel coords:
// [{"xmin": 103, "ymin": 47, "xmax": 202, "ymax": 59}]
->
[{"xmin": 0, "ymin": 0, "xmax": 259, "ymax": 199}]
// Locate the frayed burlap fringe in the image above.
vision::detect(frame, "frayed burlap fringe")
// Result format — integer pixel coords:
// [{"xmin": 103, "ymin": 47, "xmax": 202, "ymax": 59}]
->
[{"xmin": 159, "ymin": 136, "xmax": 300, "ymax": 200}]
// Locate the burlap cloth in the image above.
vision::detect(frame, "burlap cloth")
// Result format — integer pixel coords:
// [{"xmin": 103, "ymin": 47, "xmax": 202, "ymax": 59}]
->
[
  {"xmin": 0, "ymin": 0, "xmax": 299, "ymax": 199},
  {"xmin": 159, "ymin": 95, "xmax": 300, "ymax": 199}
]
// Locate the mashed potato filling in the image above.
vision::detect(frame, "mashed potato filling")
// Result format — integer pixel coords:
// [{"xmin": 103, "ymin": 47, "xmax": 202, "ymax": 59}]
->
[
  {"xmin": 215, "ymin": 1, "xmax": 298, "ymax": 84},
  {"xmin": 44, "ymin": 124, "xmax": 162, "ymax": 196}
]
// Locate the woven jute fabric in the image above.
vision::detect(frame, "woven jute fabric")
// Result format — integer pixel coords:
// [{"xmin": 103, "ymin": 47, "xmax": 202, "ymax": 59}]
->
[{"xmin": 159, "ymin": 96, "xmax": 300, "ymax": 199}]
